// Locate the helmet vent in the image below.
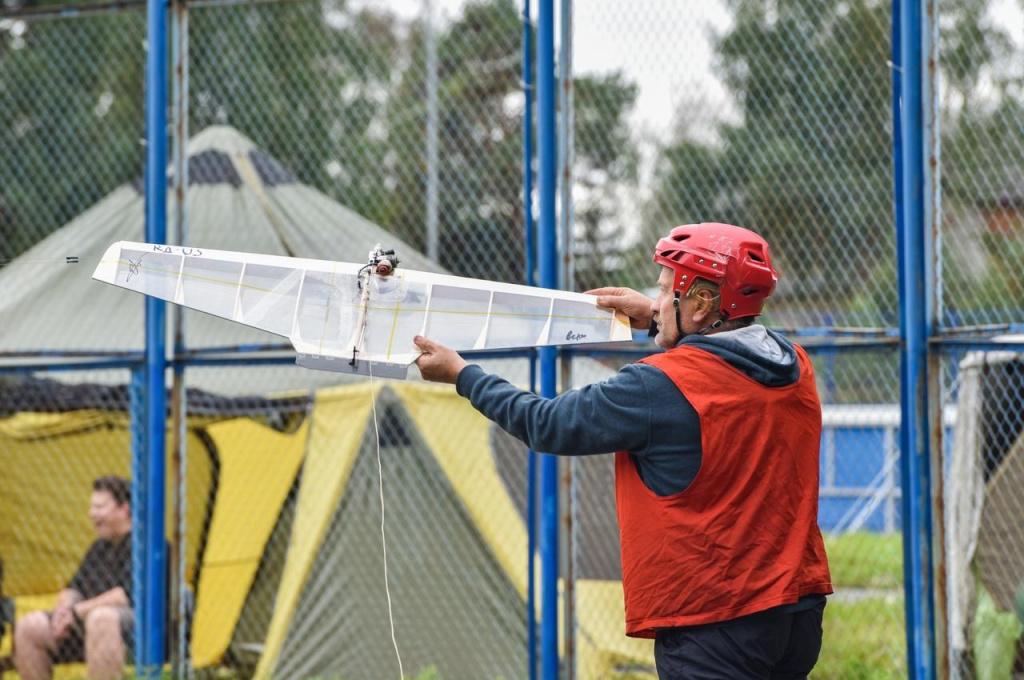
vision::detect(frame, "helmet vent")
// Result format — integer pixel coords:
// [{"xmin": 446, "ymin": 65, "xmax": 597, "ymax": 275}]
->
[{"xmin": 746, "ymin": 250, "xmax": 764, "ymax": 263}]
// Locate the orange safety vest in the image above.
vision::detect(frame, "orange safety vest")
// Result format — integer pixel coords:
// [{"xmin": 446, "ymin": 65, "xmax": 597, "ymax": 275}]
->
[{"xmin": 615, "ymin": 343, "xmax": 832, "ymax": 638}]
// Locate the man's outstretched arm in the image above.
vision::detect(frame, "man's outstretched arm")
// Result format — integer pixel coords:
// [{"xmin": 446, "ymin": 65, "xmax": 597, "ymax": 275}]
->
[{"xmin": 415, "ymin": 335, "xmax": 652, "ymax": 456}]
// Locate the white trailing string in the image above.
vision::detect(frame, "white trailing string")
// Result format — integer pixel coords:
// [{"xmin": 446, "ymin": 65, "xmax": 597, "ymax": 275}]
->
[{"xmin": 368, "ymin": 354, "xmax": 405, "ymax": 680}]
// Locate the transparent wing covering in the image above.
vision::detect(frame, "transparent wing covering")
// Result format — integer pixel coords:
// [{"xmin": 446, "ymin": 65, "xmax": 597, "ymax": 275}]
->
[{"xmin": 95, "ymin": 242, "xmax": 632, "ymax": 369}]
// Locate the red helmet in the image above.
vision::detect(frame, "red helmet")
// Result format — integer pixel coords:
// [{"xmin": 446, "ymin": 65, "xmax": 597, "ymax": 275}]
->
[{"xmin": 652, "ymin": 222, "xmax": 778, "ymax": 319}]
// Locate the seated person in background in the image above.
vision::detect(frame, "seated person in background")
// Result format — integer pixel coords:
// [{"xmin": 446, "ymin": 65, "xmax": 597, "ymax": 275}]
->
[{"xmin": 15, "ymin": 475, "xmax": 133, "ymax": 680}]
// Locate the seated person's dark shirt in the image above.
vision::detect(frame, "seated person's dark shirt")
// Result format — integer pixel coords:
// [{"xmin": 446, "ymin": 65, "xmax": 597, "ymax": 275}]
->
[
  {"xmin": 68, "ymin": 537, "xmax": 132, "ymax": 602},
  {"xmin": 56, "ymin": 537, "xmax": 173, "ymax": 663}
]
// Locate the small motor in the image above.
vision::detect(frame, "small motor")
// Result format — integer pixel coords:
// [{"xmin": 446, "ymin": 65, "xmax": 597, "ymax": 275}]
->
[{"xmin": 367, "ymin": 245, "xmax": 399, "ymax": 277}]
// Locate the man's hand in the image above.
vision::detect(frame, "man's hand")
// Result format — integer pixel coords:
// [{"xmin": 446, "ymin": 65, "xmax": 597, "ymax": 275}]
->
[
  {"xmin": 585, "ymin": 287, "xmax": 655, "ymax": 330},
  {"xmin": 50, "ymin": 605, "xmax": 74, "ymax": 640},
  {"xmin": 414, "ymin": 336, "xmax": 468, "ymax": 384}
]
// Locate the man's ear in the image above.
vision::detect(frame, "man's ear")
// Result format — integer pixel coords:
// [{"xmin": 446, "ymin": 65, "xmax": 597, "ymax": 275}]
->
[{"xmin": 692, "ymin": 289, "xmax": 716, "ymax": 322}]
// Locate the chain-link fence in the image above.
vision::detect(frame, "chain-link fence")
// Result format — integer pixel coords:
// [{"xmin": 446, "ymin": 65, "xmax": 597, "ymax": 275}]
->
[{"xmin": 2, "ymin": 0, "xmax": 1024, "ymax": 678}]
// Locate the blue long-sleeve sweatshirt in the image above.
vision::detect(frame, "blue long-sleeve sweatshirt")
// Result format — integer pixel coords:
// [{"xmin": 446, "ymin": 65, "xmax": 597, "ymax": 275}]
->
[{"xmin": 456, "ymin": 324, "xmax": 801, "ymax": 496}]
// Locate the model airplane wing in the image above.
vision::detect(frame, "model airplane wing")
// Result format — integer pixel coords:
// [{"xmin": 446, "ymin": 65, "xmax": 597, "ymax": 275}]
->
[{"xmin": 92, "ymin": 241, "xmax": 633, "ymax": 379}]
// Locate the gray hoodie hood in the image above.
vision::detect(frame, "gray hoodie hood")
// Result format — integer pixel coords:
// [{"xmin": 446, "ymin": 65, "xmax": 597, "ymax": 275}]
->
[{"xmin": 680, "ymin": 324, "xmax": 800, "ymax": 387}]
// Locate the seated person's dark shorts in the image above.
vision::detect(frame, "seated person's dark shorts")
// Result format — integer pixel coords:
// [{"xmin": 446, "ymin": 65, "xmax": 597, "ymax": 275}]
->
[{"xmin": 46, "ymin": 607, "xmax": 135, "ymax": 663}]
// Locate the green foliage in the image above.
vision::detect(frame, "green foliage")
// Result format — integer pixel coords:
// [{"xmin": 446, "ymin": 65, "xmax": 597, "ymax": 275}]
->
[
  {"xmin": 940, "ymin": 95, "xmax": 1024, "ymax": 322},
  {"xmin": 190, "ymin": 1, "xmax": 401, "ymax": 223},
  {"xmin": 940, "ymin": 2, "xmax": 1014, "ymax": 110},
  {"xmin": 813, "ymin": 532, "xmax": 906, "ymax": 677},
  {"xmin": 973, "ymin": 584, "xmax": 1023, "ymax": 680},
  {"xmin": 572, "ymin": 71, "xmax": 639, "ymax": 290},
  {"xmin": 408, "ymin": 665, "xmax": 442, "ymax": 680},
  {"xmin": 385, "ymin": 0, "xmax": 525, "ymax": 281},
  {"xmin": 0, "ymin": 10, "xmax": 144, "ymax": 259},
  {"xmin": 385, "ymin": 0, "xmax": 638, "ymax": 284}
]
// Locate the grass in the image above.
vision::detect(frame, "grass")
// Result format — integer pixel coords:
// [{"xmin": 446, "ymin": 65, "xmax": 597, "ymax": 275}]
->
[
  {"xmin": 813, "ymin": 531, "xmax": 907, "ymax": 678},
  {"xmin": 824, "ymin": 531, "xmax": 904, "ymax": 589},
  {"xmin": 816, "ymin": 597, "xmax": 907, "ymax": 679}
]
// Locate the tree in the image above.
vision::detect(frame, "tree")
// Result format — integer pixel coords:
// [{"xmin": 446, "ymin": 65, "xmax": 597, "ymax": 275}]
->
[
  {"xmin": 384, "ymin": 0, "xmax": 525, "ymax": 281},
  {"xmin": 385, "ymin": 0, "xmax": 639, "ymax": 284},
  {"xmin": 189, "ymin": 0, "xmax": 401, "ymax": 223},
  {"xmin": 0, "ymin": 5, "xmax": 143, "ymax": 260},
  {"xmin": 641, "ymin": 0, "xmax": 894, "ymax": 325},
  {"xmin": 571, "ymin": 72, "xmax": 639, "ymax": 291},
  {"xmin": 641, "ymin": 0, "xmax": 1022, "ymax": 326}
]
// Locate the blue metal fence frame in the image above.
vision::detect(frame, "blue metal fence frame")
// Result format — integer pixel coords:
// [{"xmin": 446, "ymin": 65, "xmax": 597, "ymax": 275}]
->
[
  {"xmin": 894, "ymin": 0, "xmax": 937, "ymax": 677},
  {"xmin": 141, "ymin": 0, "xmax": 168, "ymax": 675},
  {"xmin": 535, "ymin": 2, "xmax": 560, "ymax": 678}
]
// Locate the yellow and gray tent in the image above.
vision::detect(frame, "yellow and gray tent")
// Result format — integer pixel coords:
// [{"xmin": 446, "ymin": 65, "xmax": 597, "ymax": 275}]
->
[{"xmin": 1, "ymin": 378, "xmax": 655, "ymax": 679}]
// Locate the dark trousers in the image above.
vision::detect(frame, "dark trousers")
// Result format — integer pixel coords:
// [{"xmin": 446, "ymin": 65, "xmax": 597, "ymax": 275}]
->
[{"xmin": 654, "ymin": 601, "xmax": 826, "ymax": 680}]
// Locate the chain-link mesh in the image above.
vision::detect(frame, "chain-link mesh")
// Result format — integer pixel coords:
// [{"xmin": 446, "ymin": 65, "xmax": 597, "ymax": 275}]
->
[
  {"xmin": 189, "ymin": 0, "xmax": 527, "ymax": 283},
  {"xmin": 938, "ymin": 1, "xmax": 1024, "ymax": 329},
  {"xmin": 169, "ymin": 362, "xmax": 535, "ymax": 680},
  {"xmin": 4, "ymin": 0, "xmax": 1024, "ymax": 678},
  {"xmin": 573, "ymin": 1, "xmax": 896, "ymax": 331},
  {"xmin": 572, "ymin": 2, "xmax": 906, "ymax": 677},
  {"xmin": 936, "ymin": 1, "xmax": 1024, "ymax": 677},
  {"xmin": 942, "ymin": 347, "xmax": 1024, "ymax": 680},
  {"xmin": 0, "ymin": 9, "xmax": 144, "ymax": 264},
  {"xmin": 0, "ymin": 370, "xmax": 181, "ymax": 675}
]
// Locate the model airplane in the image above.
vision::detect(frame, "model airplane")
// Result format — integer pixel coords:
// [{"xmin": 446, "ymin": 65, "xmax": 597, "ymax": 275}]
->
[{"xmin": 92, "ymin": 241, "xmax": 633, "ymax": 379}]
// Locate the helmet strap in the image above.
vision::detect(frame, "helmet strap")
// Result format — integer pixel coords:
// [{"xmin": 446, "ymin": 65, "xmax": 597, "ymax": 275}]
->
[
  {"xmin": 650, "ymin": 290, "xmax": 725, "ymax": 344},
  {"xmin": 673, "ymin": 291, "xmax": 682, "ymax": 338},
  {"xmin": 696, "ymin": 318, "xmax": 724, "ymax": 336}
]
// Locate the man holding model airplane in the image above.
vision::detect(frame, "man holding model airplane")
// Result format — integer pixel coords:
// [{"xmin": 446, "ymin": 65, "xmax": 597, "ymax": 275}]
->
[{"xmin": 415, "ymin": 222, "xmax": 833, "ymax": 680}]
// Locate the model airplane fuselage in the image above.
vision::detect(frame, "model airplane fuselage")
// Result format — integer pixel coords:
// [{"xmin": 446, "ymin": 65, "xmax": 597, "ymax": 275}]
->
[{"xmin": 93, "ymin": 241, "xmax": 633, "ymax": 379}]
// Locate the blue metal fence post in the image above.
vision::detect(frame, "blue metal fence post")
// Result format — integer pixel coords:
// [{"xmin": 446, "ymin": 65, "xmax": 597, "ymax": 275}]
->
[
  {"xmin": 129, "ymin": 366, "xmax": 147, "ymax": 667},
  {"xmin": 143, "ymin": 0, "xmax": 169, "ymax": 674},
  {"xmin": 536, "ymin": 0, "xmax": 559, "ymax": 677},
  {"xmin": 893, "ymin": 0, "xmax": 937, "ymax": 677}
]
